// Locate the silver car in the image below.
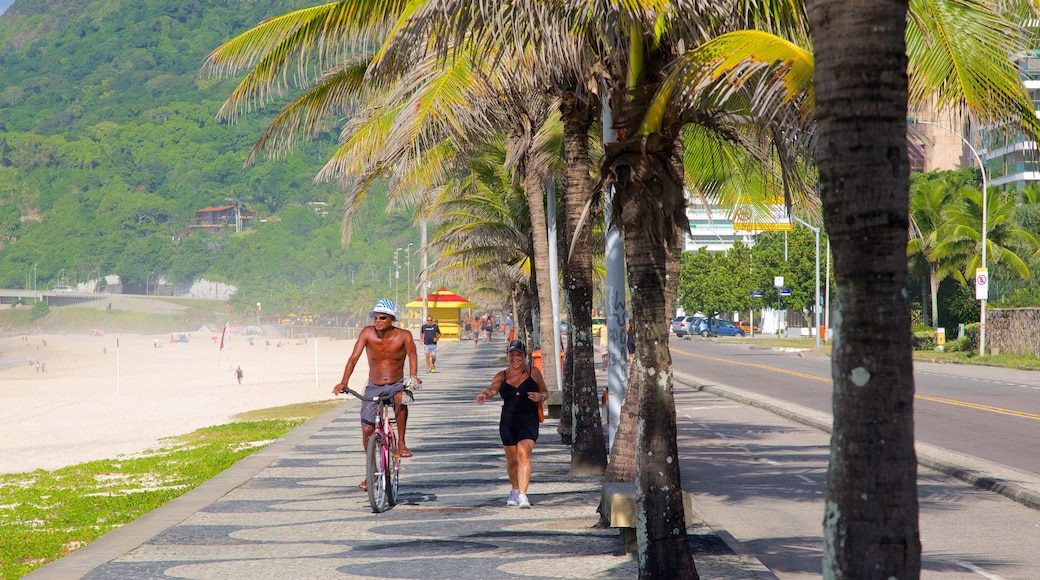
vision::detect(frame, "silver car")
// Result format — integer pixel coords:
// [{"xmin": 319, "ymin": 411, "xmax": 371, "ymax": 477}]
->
[{"xmin": 672, "ymin": 316, "xmax": 701, "ymax": 338}]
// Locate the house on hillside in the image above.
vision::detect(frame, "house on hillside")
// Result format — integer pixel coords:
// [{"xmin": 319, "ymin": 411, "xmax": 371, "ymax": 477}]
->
[{"xmin": 192, "ymin": 205, "xmax": 255, "ymax": 232}]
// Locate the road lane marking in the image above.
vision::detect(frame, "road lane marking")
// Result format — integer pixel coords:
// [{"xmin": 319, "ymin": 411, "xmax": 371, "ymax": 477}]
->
[
  {"xmin": 916, "ymin": 395, "xmax": 1040, "ymax": 421},
  {"xmin": 671, "ymin": 348, "xmax": 1040, "ymax": 422}
]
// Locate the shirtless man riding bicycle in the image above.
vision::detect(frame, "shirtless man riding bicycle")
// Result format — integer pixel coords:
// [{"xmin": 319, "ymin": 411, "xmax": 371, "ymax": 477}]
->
[{"xmin": 333, "ymin": 299, "xmax": 421, "ymax": 488}]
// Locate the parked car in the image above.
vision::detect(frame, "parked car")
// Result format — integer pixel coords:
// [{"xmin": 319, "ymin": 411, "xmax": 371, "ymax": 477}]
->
[
  {"xmin": 737, "ymin": 320, "xmax": 759, "ymax": 333},
  {"xmin": 592, "ymin": 317, "xmax": 606, "ymax": 337},
  {"xmin": 672, "ymin": 315, "xmax": 702, "ymax": 338},
  {"xmin": 692, "ymin": 318, "xmax": 745, "ymax": 337},
  {"xmin": 671, "ymin": 316, "xmax": 686, "ymax": 335}
]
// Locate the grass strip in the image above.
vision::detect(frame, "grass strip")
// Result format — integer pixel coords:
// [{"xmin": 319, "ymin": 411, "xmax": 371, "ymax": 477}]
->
[{"xmin": 0, "ymin": 400, "xmax": 341, "ymax": 579}]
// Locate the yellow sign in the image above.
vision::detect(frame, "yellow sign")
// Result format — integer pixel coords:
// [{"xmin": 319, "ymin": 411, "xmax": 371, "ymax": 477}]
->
[{"xmin": 731, "ymin": 196, "xmax": 792, "ymax": 232}]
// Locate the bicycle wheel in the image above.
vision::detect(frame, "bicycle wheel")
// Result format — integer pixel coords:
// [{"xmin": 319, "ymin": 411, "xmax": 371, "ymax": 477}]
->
[
  {"xmin": 366, "ymin": 432, "xmax": 389, "ymax": 513},
  {"xmin": 386, "ymin": 432, "xmax": 399, "ymax": 506}
]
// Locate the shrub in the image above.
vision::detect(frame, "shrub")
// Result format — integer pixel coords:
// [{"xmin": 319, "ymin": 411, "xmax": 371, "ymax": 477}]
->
[
  {"xmin": 912, "ymin": 329, "xmax": 935, "ymax": 351},
  {"xmin": 30, "ymin": 300, "xmax": 50, "ymax": 320}
]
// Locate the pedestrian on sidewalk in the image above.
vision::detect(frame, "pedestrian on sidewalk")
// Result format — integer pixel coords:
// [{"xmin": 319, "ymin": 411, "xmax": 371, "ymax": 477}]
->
[
  {"xmin": 474, "ymin": 339, "xmax": 549, "ymax": 509},
  {"xmin": 419, "ymin": 315, "xmax": 441, "ymax": 372},
  {"xmin": 333, "ymin": 299, "xmax": 422, "ymax": 488}
]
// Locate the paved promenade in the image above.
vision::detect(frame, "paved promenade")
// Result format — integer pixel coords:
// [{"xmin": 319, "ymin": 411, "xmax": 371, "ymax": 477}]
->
[{"xmin": 26, "ymin": 338, "xmax": 765, "ymax": 580}]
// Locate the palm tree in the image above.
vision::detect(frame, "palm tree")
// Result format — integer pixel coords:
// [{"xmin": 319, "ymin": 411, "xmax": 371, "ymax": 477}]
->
[
  {"xmin": 808, "ymin": 2, "xmax": 922, "ymax": 575},
  {"xmin": 908, "ymin": 172, "xmax": 968, "ymax": 327},
  {"xmin": 935, "ymin": 184, "xmax": 1040, "ymax": 298},
  {"xmin": 424, "ymin": 137, "xmax": 537, "ymax": 336},
  {"xmin": 204, "ymin": 1, "xmax": 615, "ymax": 472},
  {"xmin": 806, "ymin": 0, "xmax": 1040, "ymax": 576},
  {"xmin": 547, "ymin": 88, "xmax": 607, "ymax": 469}
]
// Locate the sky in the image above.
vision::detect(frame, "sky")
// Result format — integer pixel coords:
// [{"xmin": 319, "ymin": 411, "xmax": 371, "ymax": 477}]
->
[{"xmin": 0, "ymin": 0, "xmax": 13, "ymax": 15}]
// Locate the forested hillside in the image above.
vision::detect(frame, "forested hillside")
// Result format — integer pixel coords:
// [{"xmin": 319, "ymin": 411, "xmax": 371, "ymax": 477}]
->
[{"xmin": 0, "ymin": 0, "xmax": 418, "ymax": 318}]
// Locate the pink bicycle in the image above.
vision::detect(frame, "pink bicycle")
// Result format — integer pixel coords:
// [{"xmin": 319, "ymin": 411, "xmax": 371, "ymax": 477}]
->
[{"xmin": 341, "ymin": 387, "xmax": 400, "ymax": 512}]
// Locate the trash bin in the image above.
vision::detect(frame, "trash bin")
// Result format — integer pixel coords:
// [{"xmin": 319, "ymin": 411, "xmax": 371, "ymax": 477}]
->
[{"xmin": 531, "ymin": 349, "xmax": 564, "ymax": 370}]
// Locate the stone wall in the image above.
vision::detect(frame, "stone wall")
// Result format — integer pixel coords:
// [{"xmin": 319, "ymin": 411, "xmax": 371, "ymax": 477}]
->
[{"xmin": 987, "ymin": 308, "xmax": 1040, "ymax": 357}]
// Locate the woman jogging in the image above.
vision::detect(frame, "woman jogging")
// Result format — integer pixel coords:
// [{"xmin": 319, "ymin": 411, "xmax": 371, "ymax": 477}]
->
[{"xmin": 474, "ymin": 340, "xmax": 548, "ymax": 508}]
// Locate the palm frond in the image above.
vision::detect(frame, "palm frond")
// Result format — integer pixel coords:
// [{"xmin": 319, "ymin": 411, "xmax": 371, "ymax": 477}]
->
[{"xmin": 907, "ymin": 0, "xmax": 1040, "ymax": 137}]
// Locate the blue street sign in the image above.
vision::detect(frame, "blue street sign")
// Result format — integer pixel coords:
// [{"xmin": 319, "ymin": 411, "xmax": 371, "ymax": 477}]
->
[
  {"xmin": 750, "ymin": 291, "xmax": 764, "ymax": 297},
  {"xmin": 779, "ymin": 288, "xmax": 792, "ymax": 296}
]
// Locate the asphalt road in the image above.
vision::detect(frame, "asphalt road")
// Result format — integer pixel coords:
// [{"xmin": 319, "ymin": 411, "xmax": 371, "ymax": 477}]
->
[
  {"xmin": 668, "ymin": 336, "xmax": 1040, "ymax": 578},
  {"xmin": 668, "ymin": 336, "xmax": 1040, "ymax": 477}
]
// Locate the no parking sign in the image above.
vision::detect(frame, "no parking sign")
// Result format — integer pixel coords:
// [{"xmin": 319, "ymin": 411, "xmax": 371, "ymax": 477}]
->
[{"xmin": 975, "ymin": 268, "xmax": 988, "ymax": 300}]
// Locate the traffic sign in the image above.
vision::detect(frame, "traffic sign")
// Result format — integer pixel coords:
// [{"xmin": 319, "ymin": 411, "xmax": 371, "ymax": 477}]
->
[
  {"xmin": 975, "ymin": 268, "xmax": 988, "ymax": 300},
  {"xmin": 750, "ymin": 291, "xmax": 763, "ymax": 297},
  {"xmin": 779, "ymin": 288, "xmax": 792, "ymax": 296}
]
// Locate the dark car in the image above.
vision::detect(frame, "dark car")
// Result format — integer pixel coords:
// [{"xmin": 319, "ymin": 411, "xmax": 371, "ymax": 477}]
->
[
  {"xmin": 692, "ymin": 318, "xmax": 745, "ymax": 337},
  {"xmin": 672, "ymin": 315, "xmax": 702, "ymax": 338}
]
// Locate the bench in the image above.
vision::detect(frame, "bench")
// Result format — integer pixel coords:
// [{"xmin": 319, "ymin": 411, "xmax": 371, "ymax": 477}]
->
[
  {"xmin": 601, "ymin": 482, "xmax": 695, "ymax": 554},
  {"xmin": 545, "ymin": 391, "xmax": 563, "ymax": 419}
]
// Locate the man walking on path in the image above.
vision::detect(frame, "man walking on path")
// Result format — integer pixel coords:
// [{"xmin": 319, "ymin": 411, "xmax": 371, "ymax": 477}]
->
[
  {"xmin": 333, "ymin": 299, "xmax": 421, "ymax": 478},
  {"xmin": 420, "ymin": 315, "xmax": 441, "ymax": 372}
]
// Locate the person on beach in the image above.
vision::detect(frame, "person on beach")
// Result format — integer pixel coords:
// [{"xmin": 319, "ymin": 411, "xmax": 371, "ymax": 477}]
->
[
  {"xmin": 333, "ymin": 299, "xmax": 421, "ymax": 489},
  {"xmin": 234, "ymin": 366, "xmax": 244, "ymax": 384},
  {"xmin": 474, "ymin": 339, "xmax": 549, "ymax": 508},
  {"xmin": 419, "ymin": 315, "xmax": 441, "ymax": 373}
]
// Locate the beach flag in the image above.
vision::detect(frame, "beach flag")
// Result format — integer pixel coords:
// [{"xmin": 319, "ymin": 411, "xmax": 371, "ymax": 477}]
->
[{"xmin": 219, "ymin": 321, "xmax": 228, "ymax": 351}]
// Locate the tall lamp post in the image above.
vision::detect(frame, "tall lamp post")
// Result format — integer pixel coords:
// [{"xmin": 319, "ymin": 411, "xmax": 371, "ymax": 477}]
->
[
  {"xmin": 793, "ymin": 216, "xmax": 821, "ymax": 350},
  {"xmin": 406, "ymin": 242, "xmax": 413, "ymax": 300},
  {"xmin": 910, "ymin": 118, "xmax": 988, "ymax": 357},
  {"xmin": 393, "ymin": 248, "xmax": 402, "ymax": 308}
]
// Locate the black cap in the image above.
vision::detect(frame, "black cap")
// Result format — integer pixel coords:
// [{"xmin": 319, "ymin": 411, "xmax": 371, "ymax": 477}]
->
[{"xmin": 507, "ymin": 340, "xmax": 526, "ymax": 353}]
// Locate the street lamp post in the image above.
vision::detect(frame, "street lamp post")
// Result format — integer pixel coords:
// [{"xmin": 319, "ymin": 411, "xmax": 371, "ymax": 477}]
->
[
  {"xmin": 910, "ymin": 118, "xmax": 988, "ymax": 357},
  {"xmin": 406, "ymin": 242, "xmax": 414, "ymax": 299},
  {"xmin": 793, "ymin": 216, "xmax": 821, "ymax": 350},
  {"xmin": 393, "ymin": 248, "xmax": 402, "ymax": 308}
]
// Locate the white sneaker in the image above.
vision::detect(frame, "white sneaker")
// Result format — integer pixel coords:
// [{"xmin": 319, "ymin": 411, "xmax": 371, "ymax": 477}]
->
[
  {"xmin": 517, "ymin": 493, "xmax": 531, "ymax": 509},
  {"xmin": 506, "ymin": 489, "xmax": 520, "ymax": 506}
]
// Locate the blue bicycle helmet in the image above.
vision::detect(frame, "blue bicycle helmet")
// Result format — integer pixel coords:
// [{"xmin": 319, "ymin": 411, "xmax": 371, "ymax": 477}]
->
[{"xmin": 370, "ymin": 298, "xmax": 397, "ymax": 319}]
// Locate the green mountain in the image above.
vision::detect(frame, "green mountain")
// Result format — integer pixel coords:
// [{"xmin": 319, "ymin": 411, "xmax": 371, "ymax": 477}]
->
[{"xmin": 0, "ymin": 0, "xmax": 417, "ymax": 319}]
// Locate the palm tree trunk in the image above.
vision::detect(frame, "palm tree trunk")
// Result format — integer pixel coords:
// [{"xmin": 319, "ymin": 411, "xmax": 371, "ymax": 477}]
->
[
  {"xmin": 611, "ymin": 130, "xmax": 697, "ymax": 577},
  {"xmin": 522, "ymin": 165, "xmax": 560, "ymax": 396},
  {"xmin": 929, "ymin": 263, "xmax": 940, "ymax": 329},
  {"xmin": 560, "ymin": 91, "xmax": 607, "ymax": 475},
  {"xmin": 808, "ymin": 1, "xmax": 921, "ymax": 577}
]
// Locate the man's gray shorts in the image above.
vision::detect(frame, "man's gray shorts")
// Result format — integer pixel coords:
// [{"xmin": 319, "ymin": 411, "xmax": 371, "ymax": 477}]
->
[
  {"xmin": 423, "ymin": 343, "xmax": 437, "ymax": 355},
  {"xmin": 361, "ymin": 379, "xmax": 406, "ymax": 426}
]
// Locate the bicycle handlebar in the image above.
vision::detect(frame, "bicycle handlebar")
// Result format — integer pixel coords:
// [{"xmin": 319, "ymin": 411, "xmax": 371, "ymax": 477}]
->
[{"xmin": 339, "ymin": 386, "xmax": 398, "ymax": 403}]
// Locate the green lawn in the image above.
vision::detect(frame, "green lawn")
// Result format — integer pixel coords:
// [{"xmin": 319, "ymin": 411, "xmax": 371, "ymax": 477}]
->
[{"xmin": 0, "ymin": 400, "xmax": 341, "ymax": 579}]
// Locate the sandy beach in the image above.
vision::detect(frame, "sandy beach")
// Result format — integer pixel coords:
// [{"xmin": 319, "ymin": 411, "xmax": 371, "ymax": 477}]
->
[{"xmin": 0, "ymin": 330, "xmax": 365, "ymax": 474}]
